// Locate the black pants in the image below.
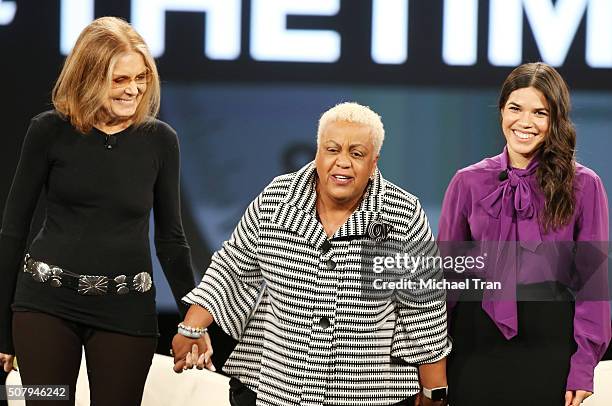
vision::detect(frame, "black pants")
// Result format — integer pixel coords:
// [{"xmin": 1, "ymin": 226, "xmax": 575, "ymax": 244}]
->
[
  {"xmin": 448, "ymin": 283, "xmax": 576, "ymax": 406},
  {"xmin": 12, "ymin": 311, "xmax": 157, "ymax": 406},
  {"xmin": 229, "ymin": 378, "xmax": 416, "ymax": 406}
]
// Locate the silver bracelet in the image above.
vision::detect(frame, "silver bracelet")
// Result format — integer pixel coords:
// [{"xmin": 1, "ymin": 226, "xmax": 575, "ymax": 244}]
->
[{"xmin": 177, "ymin": 322, "xmax": 207, "ymax": 339}]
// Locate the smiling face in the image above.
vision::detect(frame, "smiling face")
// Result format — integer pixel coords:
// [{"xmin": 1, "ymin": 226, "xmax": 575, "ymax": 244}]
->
[
  {"xmin": 501, "ymin": 86, "xmax": 550, "ymax": 168},
  {"xmin": 315, "ymin": 121, "xmax": 379, "ymax": 209},
  {"xmin": 103, "ymin": 51, "xmax": 148, "ymax": 123}
]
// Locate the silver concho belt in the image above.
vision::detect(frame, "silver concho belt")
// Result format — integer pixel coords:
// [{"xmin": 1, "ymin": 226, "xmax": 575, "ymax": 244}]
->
[{"xmin": 23, "ymin": 254, "xmax": 153, "ymax": 296}]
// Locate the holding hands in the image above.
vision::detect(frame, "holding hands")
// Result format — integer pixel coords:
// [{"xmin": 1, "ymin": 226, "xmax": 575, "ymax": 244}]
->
[
  {"xmin": 172, "ymin": 305, "xmax": 216, "ymax": 373},
  {"xmin": 171, "ymin": 323, "xmax": 215, "ymax": 373}
]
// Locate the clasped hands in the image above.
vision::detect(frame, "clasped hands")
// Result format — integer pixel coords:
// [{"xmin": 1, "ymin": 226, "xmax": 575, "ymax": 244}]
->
[{"xmin": 171, "ymin": 332, "xmax": 215, "ymax": 373}]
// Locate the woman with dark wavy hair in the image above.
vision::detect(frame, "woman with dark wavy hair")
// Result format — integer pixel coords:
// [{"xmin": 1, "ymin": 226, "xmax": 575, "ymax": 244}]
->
[{"xmin": 439, "ymin": 62, "xmax": 610, "ymax": 405}]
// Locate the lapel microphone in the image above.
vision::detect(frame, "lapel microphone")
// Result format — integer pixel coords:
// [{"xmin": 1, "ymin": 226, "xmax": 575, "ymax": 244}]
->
[
  {"xmin": 104, "ymin": 135, "xmax": 117, "ymax": 150},
  {"xmin": 498, "ymin": 170, "xmax": 508, "ymax": 181}
]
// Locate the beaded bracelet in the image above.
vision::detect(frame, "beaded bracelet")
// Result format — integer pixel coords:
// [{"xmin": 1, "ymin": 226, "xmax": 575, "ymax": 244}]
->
[{"xmin": 177, "ymin": 322, "xmax": 208, "ymax": 339}]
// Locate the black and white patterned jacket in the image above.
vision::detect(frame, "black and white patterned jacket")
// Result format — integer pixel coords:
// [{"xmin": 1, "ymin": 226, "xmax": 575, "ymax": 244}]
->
[{"xmin": 183, "ymin": 162, "xmax": 452, "ymax": 406}]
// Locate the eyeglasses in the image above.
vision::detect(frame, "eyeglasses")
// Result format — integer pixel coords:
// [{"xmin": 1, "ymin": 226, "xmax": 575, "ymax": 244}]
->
[{"xmin": 111, "ymin": 70, "xmax": 150, "ymax": 90}]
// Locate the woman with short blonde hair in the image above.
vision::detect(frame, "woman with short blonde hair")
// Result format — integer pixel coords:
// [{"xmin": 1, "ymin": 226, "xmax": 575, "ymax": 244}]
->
[{"xmin": 173, "ymin": 102, "xmax": 451, "ymax": 406}]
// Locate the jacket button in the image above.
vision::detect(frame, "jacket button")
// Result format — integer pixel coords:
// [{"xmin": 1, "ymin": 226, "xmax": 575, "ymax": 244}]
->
[
  {"xmin": 321, "ymin": 240, "xmax": 332, "ymax": 253},
  {"xmin": 319, "ymin": 316, "xmax": 330, "ymax": 329},
  {"xmin": 327, "ymin": 260, "xmax": 336, "ymax": 270}
]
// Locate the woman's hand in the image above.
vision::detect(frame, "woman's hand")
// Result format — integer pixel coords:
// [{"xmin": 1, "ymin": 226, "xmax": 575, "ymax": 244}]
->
[
  {"xmin": 0, "ymin": 352, "xmax": 16, "ymax": 373},
  {"xmin": 171, "ymin": 333, "xmax": 215, "ymax": 373},
  {"xmin": 185, "ymin": 337, "xmax": 216, "ymax": 372},
  {"xmin": 415, "ymin": 392, "xmax": 447, "ymax": 406},
  {"xmin": 565, "ymin": 390, "xmax": 592, "ymax": 406},
  {"xmin": 171, "ymin": 305, "xmax": 216, "ymax": 373}
]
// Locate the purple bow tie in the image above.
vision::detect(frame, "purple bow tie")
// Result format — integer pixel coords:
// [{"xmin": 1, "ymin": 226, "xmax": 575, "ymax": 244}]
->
[
  {"xmin": 481, "ymin": 168, "xmax": 543, "ymax": 251},
  {"xmin": 478, "ymin": 165, "xmax": 542, "ymax": 339}
]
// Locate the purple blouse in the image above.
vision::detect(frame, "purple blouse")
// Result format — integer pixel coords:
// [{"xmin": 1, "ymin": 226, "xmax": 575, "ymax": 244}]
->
[{"xmin": 438, "ymin": 147, "xmax": 611, "ymax": 392}]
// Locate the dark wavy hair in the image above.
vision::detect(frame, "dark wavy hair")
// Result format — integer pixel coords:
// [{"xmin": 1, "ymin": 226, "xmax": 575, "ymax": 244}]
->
[{"xmin": 498, "ymin": 62, "xmax": 576, "ymax": 231}]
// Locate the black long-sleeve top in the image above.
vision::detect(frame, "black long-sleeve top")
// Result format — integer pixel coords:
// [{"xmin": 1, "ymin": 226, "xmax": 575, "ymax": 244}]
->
[{"xmin": 0, "ymin": 110, "xmax": 196, "ymax": 354}]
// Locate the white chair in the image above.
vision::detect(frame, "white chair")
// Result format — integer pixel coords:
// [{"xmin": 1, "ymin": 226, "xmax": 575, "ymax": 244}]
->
[
  {"xmin": 5, "ymin": 352, "xmax": 230, "ymax": 406},
  {"xmin": 584, "ymin": 360, "xmax": 612, "ymax": 406},
  {"xmin": 7, "ymin": 358, "xmax": 611, "ymax": 405}
]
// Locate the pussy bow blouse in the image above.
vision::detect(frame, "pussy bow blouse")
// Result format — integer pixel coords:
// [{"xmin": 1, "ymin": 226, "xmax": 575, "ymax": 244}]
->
[{"xmin": 438, "ymin": 147, "xmax": 611, "ymax": 392}]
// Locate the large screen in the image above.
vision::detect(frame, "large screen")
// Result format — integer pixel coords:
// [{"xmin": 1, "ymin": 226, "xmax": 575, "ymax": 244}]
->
[
  {"xmin": 0, "ymin": 0, "xmax": 610, "ymax": 312},
  {"xmin": 2, "ymin": 0, "xmax": 612, "ymax": 87}
]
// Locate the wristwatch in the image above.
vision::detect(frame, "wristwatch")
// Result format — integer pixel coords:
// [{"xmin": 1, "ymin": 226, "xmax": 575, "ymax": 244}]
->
[{"xmin": 422, "ymin": 386, "xmax": 448, "ymax": 401}]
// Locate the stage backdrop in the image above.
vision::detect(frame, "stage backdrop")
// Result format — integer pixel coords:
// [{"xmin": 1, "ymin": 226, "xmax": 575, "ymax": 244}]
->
[{"xmin": 0, "ymin": 2, "xmax": 610, "ymax": 372}]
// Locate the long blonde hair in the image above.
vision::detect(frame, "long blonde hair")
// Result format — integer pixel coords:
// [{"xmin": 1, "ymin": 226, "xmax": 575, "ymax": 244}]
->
[{"xmin": 52, "ymin": 16, "xmax": 160, "ymax": 133}]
